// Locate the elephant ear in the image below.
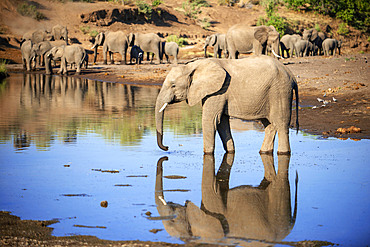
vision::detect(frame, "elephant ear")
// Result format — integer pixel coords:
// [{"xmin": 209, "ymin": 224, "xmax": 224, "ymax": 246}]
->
[
  {"xmin": 187, "ymin": 59, "xmax": 227, "ymax": 107},
  {"xmin": 210, "ymin": 34, "xmax": 217, "ymax": 46},
  {"xmin": 186, "ymin": 201, "xmax": 224, "ymax": 238},
  {"xmin": 254, "ymin": 26, "xmax": 269, "ymax": 45},
  {"xmin": 310, "ymin": 29, "xmax": 318, "ymax": 42}
]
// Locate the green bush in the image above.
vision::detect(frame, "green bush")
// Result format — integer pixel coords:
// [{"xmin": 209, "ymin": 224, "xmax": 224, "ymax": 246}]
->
[
  {"xmin": 167, "ymin": 35, "xmax": 188, "ymax": 47},
  {"xmin": 337, "ymin": 22, "xmax": 349, "ymax": 36},
  {"xmin": 199, "ymin": 17, "xmax": 211, "ymax": 30},
  {"xmin": 283, "ymin": 0, "xmax": 370, "ymax": 32},
  {"xmin": 258, "ymin": 0, "xmax": 287, "ymax": 35},
  {"xmin": 17, "ymin": 2, "xmax": 46, "ymax": 21},
  {"xmin": 136, "ymin": 0, "xmax": 153, "ymax": 18},
  {"xmin": 152, "ymin": 0, "xmax": 163, "ymax": 7}
]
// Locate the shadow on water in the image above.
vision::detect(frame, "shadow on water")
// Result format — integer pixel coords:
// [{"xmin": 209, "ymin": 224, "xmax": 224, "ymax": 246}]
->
[
  {"xmin": 155, "ymin": 154, "xmax": 299, "ymax": 246},
  {"xmin": 0, "ymin": 73, "xmax": 369, "ymax": 246}
]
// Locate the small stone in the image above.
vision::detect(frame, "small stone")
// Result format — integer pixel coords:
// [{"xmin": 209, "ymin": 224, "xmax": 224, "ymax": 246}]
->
[{"xmin": 100, "ymin": 201, "xmax": 108, "ymax": 208}]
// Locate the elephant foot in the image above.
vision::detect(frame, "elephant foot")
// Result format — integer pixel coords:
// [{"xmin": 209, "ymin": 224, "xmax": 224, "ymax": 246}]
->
[
  {"xmin": 277, "ymin": 151, "xmax": 291, "ymax": 156},
  {"xmin": 103, "ymin": 60, "xmax": 107, "ymax": 65},
  {"xmin": 259, "ymin": 149, "xmax": 273, "ymax": 155}
]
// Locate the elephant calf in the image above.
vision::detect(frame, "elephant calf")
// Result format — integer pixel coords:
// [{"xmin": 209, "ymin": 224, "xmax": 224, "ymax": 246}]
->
[
  {"xmin": 156, "ymin": 56, "xmax": 299, "ymax": 154},
  {"xmin": 130, "ymin": 45, "xmax": 143, "ymax": 65},
  {"xmin": 162, "ymin": 41, "xmax": 179, "ymax": 64},
  {"xmin": 322, "ymin": 38, "xmax": 342, "ymax": 56}
]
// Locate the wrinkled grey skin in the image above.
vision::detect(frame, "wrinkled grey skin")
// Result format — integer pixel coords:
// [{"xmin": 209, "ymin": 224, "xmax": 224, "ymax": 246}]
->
[
  {"xmin": 295, "ymin": 40, "xmax": 312, "ymax": 57},
  {"xmin": 21, "ymin": 40, "xmax": 36, "ymax": 71},
  {"xmin": 226, "ymin": 24, "xmax": 281, "ymax": 59},
  {"xmin": 155, "ymin": 56, "xmax": 299, "ymax": 155},
  {"xmin": 45, "ymin": 45, "xmax": 87, "ymax": 75},
  {"xmin": 204, "ymin": 33, "xmax": 227, "ymax": 58},
  {"xmin": 155, "ymin": 153, "xmax": 297, "ymax": 245},
  {"xmin": 127, "ymin": 33, "xmax": 162, "ymax": 64},
  {"xmin": 51, "ymin": 25, "xmax": 68, "ymax": 44},
  {"xmin": 162, "ymin": 41, "xmax": 179, "ymax": 64},
  {"xmin": 91, "ymin": 31, "xmax": 129, "ymax": 65},
  {"xmin": 31, "ymin": 40, "xmax": 66, "ymax": 67},
  {"xmin": 130, "ymin": 45, "xmax": 143, "ymax": 65},
  {"xmin": 280, "ymin": 34, "xmax": 301, "ymax": 58},
  {"xmin": 322, "ymin": 38, "xmax": 342, "ymax": 56},
  {"xmin": 302, "ymin": 28, "xmax": 326, "ymax": 55},
  {"xmin": 22, "ymin": 29, "xmax": 52, "ymax": 44}
]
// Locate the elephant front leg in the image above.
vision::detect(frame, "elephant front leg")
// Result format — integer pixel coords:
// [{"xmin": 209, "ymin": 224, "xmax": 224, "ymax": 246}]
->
[
  {"xmin": 217, "ymin": 114, "xmax": 235, "ymax": 153},
  {"xmin": 202, "ymin": 114, "xmax": 217, "ymax": 154}
]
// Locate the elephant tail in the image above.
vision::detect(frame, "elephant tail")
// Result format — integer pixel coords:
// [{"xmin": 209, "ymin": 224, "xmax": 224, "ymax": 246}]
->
[
  {"xmin": 293, "ymin": 81, "xmax": 299, "ymax": 133},
  {"xmin": 290, "ymin": 170, "xmax": 298, "ymax": 229}
]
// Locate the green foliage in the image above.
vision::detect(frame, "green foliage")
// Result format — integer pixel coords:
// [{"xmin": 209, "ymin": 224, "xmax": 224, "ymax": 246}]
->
[
  {"xmin": 0, "ymin": 60, "xmax": 7, "ymax": 74},
  {"xmin": 314, "ymin": 24, "xmax": 321, "ymax": 32},
  {"xmin": 199, "ymin": 17, "xmax": 211, "ymax": 30},
  {"xmin": 283, "ymin": 0, "xmax": 370, "ymax": 32},
  {"xmin": 151, "ymin": 0, "xmax": 163, "ymax": 7},
  {"xmin": 17, "ymin": 2, "xmax": 46, "ymax": 21},
  {"xmin": 167, "ymin": 35, "xmax": 188, "ymax": 47},
  {"xmin": 258, "ymin": 0, "xmax": 287, "ymax": 35},
  {"xmin": 136, "ymin": 0, "xmax": 153, "ymax": 19},
  {"xmin": 337, "ymin": 22, "xmax": 349, "ymax": 36},
  {"xmin": 80, "ymin": 26, "xmax": 98, "ymax": 37},
  {"xmin": 176, "ymin": 0, "xmax": 209, "ymax": 19},
  {"xmin": 135, "ymin": 0, "xmax": 162, "ymax": 20}
]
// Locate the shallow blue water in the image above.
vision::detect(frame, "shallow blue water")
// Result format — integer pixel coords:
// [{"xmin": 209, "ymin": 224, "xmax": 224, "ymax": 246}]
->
[{"xmin": 0, "ymin": 74, "xmax": 369, "ymax": 246}]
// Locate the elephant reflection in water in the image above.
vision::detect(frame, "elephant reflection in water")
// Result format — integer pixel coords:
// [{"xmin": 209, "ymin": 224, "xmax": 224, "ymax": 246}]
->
[{"xmin": 155, "ymin": 154, "xmax": 297, "ymax": 246}]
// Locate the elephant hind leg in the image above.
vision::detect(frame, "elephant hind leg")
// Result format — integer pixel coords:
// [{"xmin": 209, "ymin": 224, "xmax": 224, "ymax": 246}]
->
[
  {"xmin": 260, "ymin": 119, "xmax": 276, "ymax": 155},
  {"xmin": 217, "ymin": 114, "xmax": 235, "ymax": 153},
  {"xmin": 277, "ymin": 126, "xmax": 291, "ymax": 155}
]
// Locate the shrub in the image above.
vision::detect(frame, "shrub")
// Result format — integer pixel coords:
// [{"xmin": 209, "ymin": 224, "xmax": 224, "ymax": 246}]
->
[
  {"xmin": 136, "ymin": 0, "xmax": 153, "ymax": 18},
  {"xmin": 17, "ymin": 2, "xmax": 46, "ymax": 21},
  {"xmin": 152, "ymin": 0, "xmax": 163, "ymax": 7},
  {"xmin": 0, "ymin": 60, "xmax": 8, "ymax": 79},
  {"xmin": 167, "ymin": 35, "xmax": 188, "ymax": 47},
  {"xmin": 337, "ymin": 23, "xmax": 349, "ymax": 36},
  {"xmin": 199, "ymin": 17, "xmax": 211, "ymax": 30}
]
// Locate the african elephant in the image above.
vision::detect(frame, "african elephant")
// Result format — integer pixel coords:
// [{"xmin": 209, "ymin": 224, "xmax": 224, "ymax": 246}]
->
[
  {"xmin": 130, "ymin": 45, "xmax": 143, "ymax": 65},
  {"xmin": 31, "ymin": 40, "xmax": 66, "ymax": 66},
  {"xmin": 280, "ymin": 34, "xmax": 302, "ymax": 58},
  {"xmin": 322, "ymin": 38, "xmax": 342, "ymax": 56},
  {"xmin": 204, "ymin": 33, "xmax": 227, "ymax": 58},
  {"xmin": 127, "ymin": 32, "xmax": 162, "ymax": 64},
  {"xmin": 155, "ymin": 153, "xmax": 297, "ymax": 245},
  {"xmin": 295, "ymin": 40, "xmax": 312, "ymax": 57},
  {"xmin": 51, "ymin": 24, "xmax": 68, "ymax": 44},
  {"xmin": 91, "ymin": 31, "xmax": 129, "ymax": 65},
  {"xmin": 162, "ymin": 41, "xmax": 179, "ymax": 64},
  {"xmin": 302, "ymin": 28, "xmax": 326, "ymax": 55},
  {"xmin": 21, "ymin": 29, "xmax": 52, "ymax": 44},
  {"xmin": 45, "ymin": 45, "xmax": 87, "ymax": 75},
  {"xmin": 225, "ymin": 24, "xmax": 282, "ymax": 59},
  {"xmin": 155, "ymin": 56, "xmax": 299, "ymax": 155},
  {"xmin": 21, "ymin": 40, "xmax": 36, "ymax": 71}
]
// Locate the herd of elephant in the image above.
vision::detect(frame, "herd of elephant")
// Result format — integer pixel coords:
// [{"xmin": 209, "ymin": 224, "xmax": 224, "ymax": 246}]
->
[
  {"xmin": 204, "ymin": 25, "xmax": 342, "ymax": 59},
  {"xmin": 20, "ymin": 25, "xmax": 180, "ymax": 75}
]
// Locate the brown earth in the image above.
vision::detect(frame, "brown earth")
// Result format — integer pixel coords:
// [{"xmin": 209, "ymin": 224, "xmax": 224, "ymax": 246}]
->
[{"xmin": 0, "ymin": 0, "xmax": 369, "ymax": 245}]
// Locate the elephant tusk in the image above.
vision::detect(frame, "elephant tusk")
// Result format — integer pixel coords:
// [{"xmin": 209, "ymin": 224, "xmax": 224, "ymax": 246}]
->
[
  {"xmin": 159, "ymin": 103, "xmax": 168, "ymax": 113},
  {"xmin": 158, "ymin": 195, "xmax": 167, "ymax": 205},
  {"xmin": 272, "ymin": 49, "xmax": 284, "ymax": 59},
  {"xmin": 91, "ymin": 45, "xmax": 96, "ymax": 49}
]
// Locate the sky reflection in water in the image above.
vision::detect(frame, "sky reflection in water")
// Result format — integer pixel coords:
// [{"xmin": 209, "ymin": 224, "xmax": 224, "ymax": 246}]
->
[{"xmin": 0, "ymin": 74, "xmax": 369, "ymax": 246}]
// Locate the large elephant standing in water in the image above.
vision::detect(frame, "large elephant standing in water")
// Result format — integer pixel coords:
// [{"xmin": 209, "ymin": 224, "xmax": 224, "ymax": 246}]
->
[
  {"xmin": 155, "ymin": 153, "xmax": 298, "ymax": 245},
  {"xmin": 225, "ymin": 24, "xmax": 281, "ymax": 59},
  {"xmin": 155, "ymin": 56, "xmax": 299, "ymax": 155}
]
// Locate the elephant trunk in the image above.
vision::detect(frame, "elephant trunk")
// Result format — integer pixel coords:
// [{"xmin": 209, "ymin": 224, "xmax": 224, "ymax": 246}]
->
[
  {"xmin": 155, "ymin": 96, "xmax": 169, "ymax": 151},
  {"xmin": 204, "ymin": 44, "xmax": 208, "ymax": 58},
  {"xmin": 45, "ymin": 53, "xmax": 52, "ymax": 75},
  {"xmin": 93, "ymin": 46, "xmax": 98, "ymax": 64}
]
